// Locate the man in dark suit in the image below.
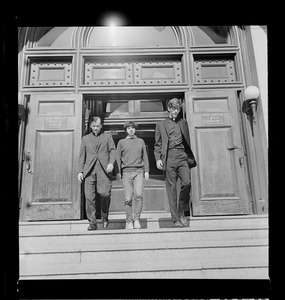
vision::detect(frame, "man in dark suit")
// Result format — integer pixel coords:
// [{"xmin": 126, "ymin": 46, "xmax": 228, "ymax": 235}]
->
[
  {"xmin": 78, "ymin": 116, "xmax": 116, "ymax": 230},
  {"xmin": 154, "ymin": 98, "xmax": 196, "ymax": 227}
]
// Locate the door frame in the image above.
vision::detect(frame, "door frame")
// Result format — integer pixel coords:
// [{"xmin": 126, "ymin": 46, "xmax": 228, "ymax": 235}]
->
[
  {"xmin": 82, "ymin": 92, "xmax": 178, "ymax": 217},
  {"xmin": 238, "ymin": 26, "xmax": 268, "ymax": 214},
  {"xmin": 18, "ymin": 87, "xmax": 261, "ymax": 221}
]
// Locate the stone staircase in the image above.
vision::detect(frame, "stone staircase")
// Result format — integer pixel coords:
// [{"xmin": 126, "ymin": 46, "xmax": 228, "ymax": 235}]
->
[{"xmin": 19, "ymin": 214, "xmax": 268, "ymax": 279}]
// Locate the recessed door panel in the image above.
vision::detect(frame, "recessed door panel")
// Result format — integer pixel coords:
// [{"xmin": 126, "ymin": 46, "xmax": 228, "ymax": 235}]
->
[
  {"xmin": 32, "ymin": 131, "xmax": 73, "ymax": 203},
  {"xmin": 196, "ymin": 127, "xmax": 238, "ymax": 200}
]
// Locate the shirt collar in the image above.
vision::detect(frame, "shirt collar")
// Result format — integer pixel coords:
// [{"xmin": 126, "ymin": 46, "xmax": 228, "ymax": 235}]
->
[
  {"xmin": 92, "ymin": 131, "xmax": 102, "ymax": 137},
  {"xmin": 167, "ymin": 117, "xmax": 179, "ymax": 123}
]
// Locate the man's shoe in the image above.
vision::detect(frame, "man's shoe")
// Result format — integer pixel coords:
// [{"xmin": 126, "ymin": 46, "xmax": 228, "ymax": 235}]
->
[
  {"xmin": 102, "ymin": 217, "xmax": 109, "ymax": 228},
  {"xmin": 126, "ymin": 221, "xmax": 134, "ymax": 230},
  {"xmin": 87, "ymin": 224, "xmax": 97, "ymax": 231},
  {"xmin": 133, "ymin": 219, "xmax": 141, "ymax": 229},
  {"xmin": 173, "ymin": 221, "xmax": 184, "ymax": 228},
  {"xmin": 179, "ymin": 215, "xmax": 189, "ymax": 227}
]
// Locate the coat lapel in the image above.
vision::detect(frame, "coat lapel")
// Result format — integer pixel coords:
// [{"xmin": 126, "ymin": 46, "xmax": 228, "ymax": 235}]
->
[
  {"xmin": 96, "ymin": 133, "xmax": 103, "ymax": 152},
  {"xmin": 178, "ymin": 119, "xmax": 190, "ymax": 147},
  {"xmin": 163, "ymin": 119, "xmax": 170, "ymax": 139},
  {"xmin": 178, "ymin": 120, "xmax": 185, "ymax": 138},
  {"xmin": 89, "ymin": 132, "xmax": 103, "ymax": 153}
]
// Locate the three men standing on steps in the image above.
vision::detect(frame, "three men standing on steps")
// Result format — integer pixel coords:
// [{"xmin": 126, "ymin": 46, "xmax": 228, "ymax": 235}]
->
[{"xmin": 78, "ymin": 98, "xmax": 196, "ymax": 230}]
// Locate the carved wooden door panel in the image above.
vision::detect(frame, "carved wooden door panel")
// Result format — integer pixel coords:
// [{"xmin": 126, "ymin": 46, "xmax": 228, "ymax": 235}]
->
[
  {"xmin": 185, "ymin": 91, "xmax": 251, "ymax": 215},
  {"xmin": 20, "ymin": 94, "xmax": 82, "ymax": 221}
]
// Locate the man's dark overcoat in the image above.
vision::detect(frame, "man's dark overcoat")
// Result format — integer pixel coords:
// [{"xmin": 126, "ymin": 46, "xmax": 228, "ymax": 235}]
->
[
  {"xmin": 154, "ymin": 118, "xmax": 196, "ymax": 170},
  {"xmin": 78, "ymin": 132, "xmax": 116, "ymax": 178}
]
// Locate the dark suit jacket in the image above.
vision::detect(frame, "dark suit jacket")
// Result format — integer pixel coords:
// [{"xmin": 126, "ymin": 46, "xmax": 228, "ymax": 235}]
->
[
  {"xmin": 154, "ymin": 118, "xmax": 196, "ymax": 170},
  {"xmin": 78, "ymin": 132, "xmax": 116, "ymax": 178}
]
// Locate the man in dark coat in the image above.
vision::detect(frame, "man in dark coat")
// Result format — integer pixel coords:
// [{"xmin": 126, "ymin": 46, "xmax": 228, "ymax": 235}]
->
[
  {"xmin": 154, "ymin": 98, "xmax": 196, "ymax": 227},
  {"xmin": 78, "ymin": 116, "xmax": 116, "ymax": 230}
]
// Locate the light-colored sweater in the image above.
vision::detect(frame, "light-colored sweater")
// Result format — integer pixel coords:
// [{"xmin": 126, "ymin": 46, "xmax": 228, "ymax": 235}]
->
[{"xmin": 116, "ymin": 136, "xmax": 149, "ymax": 173}]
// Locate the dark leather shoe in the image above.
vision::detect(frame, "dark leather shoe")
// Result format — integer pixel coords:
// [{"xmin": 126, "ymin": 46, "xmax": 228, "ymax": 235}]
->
[
  {"xmin": 173, "ymin": 221, "xmax": 184, "ymax": 228},
  {"xmin": 102, "ymin": 218, "xmax": 109, "ymax": 228},
  {"xmin": 87, "ymin": 224, "xmax": 97, "ymax": 231}
]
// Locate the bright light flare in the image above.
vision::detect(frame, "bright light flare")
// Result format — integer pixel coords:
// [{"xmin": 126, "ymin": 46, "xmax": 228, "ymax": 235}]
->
[{"xmin": 99, "ymin": 12, "xmax": 128, "ymax": 27}]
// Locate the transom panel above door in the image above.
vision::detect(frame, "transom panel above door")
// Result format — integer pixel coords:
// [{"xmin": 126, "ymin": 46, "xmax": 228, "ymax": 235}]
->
[{"xmin": 82, "ymin": 55, "xmax": 185, "ymax": 87}]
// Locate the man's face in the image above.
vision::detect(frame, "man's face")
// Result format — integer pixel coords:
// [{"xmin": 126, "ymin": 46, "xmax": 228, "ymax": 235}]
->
[
  {"xmin": 90, "ymin": 120, "xmax": 102, "ymax": 135},
  {"xmin": 168, "ymin": 105, "xmax": 181, "ymax": 119},
  {"xmin": 126, "ymin": 126, "xmax": 136, "ymax": 137}
]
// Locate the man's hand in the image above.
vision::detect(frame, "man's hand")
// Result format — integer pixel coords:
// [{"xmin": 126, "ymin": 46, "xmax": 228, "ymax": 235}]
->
[
  {"xmin": 106, "ymin": 163, "xmax": 114, "ymax": 173},
  {"xmin": 144, "ymin": 171, "xmax": 149, "ymax": 181},
  {"xmin": 78, "ymin": 172, "xmax": 83, "ymax": 182},
  {"xmin": 156, "ymin": 160, "xmax": 163, "ymax": 170}
]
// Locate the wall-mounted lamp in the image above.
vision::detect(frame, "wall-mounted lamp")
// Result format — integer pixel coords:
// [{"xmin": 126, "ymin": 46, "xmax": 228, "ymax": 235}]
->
[{"xmin": 242, "ymin": 85, "xmax": 260, "ymax": 121}]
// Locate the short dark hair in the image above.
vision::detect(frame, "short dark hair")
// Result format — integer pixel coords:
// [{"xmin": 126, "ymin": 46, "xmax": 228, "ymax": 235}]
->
[
  {"xmin": 167, "ymin": 98, "xmax": 182, "ymax": 109},
  {"xmin": 89, "ymin": 116, "xmax": 102, "ymax": 125},
  {"xmin": 123, "ymin": 121, "xmax": 138, "ymax": 131}
]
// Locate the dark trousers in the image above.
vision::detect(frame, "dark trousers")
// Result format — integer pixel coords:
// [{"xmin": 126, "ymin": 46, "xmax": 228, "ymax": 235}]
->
[
  {"xmin": 164, "ymin": 149, "xmax": 191, "ymax": 222},
  {"xmin": 84, "ymin": 160, "xmax": 111, "ymax": 225}
]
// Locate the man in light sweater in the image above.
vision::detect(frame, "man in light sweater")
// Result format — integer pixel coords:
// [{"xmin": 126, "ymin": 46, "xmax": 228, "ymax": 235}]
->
[{"xmin": 116, "ymin": 121, "xmax": 149, "ymax": 229}]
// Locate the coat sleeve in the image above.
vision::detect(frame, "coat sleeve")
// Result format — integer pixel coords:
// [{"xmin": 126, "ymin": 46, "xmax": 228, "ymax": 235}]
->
[
  {"xmin": 116, "ymin": 140, "xmax": 122, "ymax": 174},
  {"xmin": 108, "ymin": 134, "xmax": 116, "ymax": 165},
  {"xmin": 182, "ymin": 119, "xmax": 191, "ymax": 147},
  {"xmin": 78, "ymin": 138, "xmax": 86, "ymax": 173},
  {"xmin": 154, "ymin": 122, "xmax": 162, "ymax": 162},
  {"xmin": 141, "ymin": 139, "xmax": 149, "ymax": 173},
  {"xmin": 181, "ymin": 119, "xmax": 197, "ymax": 168}
]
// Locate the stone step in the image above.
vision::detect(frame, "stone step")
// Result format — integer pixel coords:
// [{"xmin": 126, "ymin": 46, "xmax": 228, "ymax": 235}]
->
[
  {"xmin": 19, "ymin": 215, "xmax": 269, "ymax": 280},
  {"xmin": 23, "ymin": 266, "xmax": 268, "ymax": 279},
  {"xmin": 20, "ymin": 244, "xmax": 268, "ymax": 279},
  {"xmin": 20, "ymin": 240, "xmax": 268, "ymax": 266},
  {"xmin": 20, "ymin": 229, "xmax": 268, "ymax": 253},
  {"xmin": 19, "ymin": 214, "xmax": 268, "ymax": 236}
]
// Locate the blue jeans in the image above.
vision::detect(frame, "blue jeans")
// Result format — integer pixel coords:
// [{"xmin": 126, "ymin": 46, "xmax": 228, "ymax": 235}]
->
[{"xmin": 122, "ymin": 168, "xmax": 144, "ymax": 222}]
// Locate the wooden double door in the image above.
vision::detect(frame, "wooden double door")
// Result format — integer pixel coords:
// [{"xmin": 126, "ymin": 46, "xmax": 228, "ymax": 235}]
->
[{"xmin": 20, "ymin": 91, "xmax": 251, "ymax": 221}]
